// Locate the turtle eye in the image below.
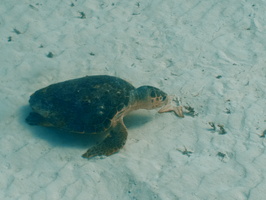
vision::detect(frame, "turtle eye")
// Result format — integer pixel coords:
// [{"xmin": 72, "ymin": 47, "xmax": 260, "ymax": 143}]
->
[{"xmin": 162, "ymin": 95, "xmax": 167, "ymax": 101}]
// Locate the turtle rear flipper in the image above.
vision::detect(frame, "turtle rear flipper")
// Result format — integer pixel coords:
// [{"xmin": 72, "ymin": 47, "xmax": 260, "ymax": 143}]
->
[
  {"xmin": 82, "ymin": 120, "xmax": 128, "ymax": 159},
  {"xmin": 26, "ymin": 112, "xmax": 44, "ymax": 125},
  {"xmin": 26, "ymin": 112, "xmax": 53, "ymax": 127}
]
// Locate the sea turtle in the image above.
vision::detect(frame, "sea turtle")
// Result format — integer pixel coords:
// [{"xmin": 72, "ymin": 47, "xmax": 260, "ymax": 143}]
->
[{"xmin": 26, "ymin": 75, "xmax": 183, "ymax": 159}]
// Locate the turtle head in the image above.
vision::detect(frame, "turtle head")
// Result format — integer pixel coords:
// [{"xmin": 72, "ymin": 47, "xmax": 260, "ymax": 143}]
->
[{"xmin": 132, "ymin": 86, "xmax": 169, "ymax": 110}]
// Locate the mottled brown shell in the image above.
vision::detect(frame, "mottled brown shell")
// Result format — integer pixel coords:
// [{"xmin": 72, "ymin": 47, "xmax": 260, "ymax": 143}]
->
[{"xmin": 27, "ymin": 75, "xmax": 135, "ymax": 134}]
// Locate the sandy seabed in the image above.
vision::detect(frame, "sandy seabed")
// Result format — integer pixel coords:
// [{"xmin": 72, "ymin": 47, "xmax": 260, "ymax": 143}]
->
[{"xmin": 0, "ymin": 0, "xmax": 266, "ymax": 199}]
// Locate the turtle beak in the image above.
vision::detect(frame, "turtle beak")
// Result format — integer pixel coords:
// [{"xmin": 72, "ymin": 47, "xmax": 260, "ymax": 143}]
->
[
  {"xmin": 158, "ymin": 96, "xmax": 170, "ymax": 112},
  {"xmin": 158, "ymin": 96, "xmax": 184, "ymax": 118}
]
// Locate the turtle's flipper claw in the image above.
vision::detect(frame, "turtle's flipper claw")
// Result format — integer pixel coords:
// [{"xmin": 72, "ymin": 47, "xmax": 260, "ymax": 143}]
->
[{"xmin": 82, "ymin": 120, "xmax": 128, "ymax": 159}]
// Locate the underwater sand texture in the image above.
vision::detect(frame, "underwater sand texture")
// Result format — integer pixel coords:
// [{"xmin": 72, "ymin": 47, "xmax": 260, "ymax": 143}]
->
[{"xmin": 0, "ymin": 0, "xmax": 266, "ymax": 199}]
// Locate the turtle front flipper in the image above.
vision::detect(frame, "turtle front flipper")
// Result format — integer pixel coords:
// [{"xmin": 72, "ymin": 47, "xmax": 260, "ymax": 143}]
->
[{"xmin": 82, "ymin": 120, "xmax": 128, "ymax": 159}]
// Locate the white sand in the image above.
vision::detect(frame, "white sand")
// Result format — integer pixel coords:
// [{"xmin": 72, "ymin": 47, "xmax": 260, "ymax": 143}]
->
[{"xmin": 1, "ymin": 0, "xmax": 266, "ymax": 199}]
